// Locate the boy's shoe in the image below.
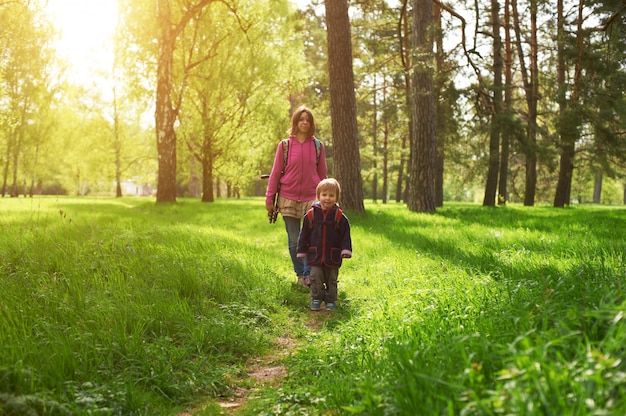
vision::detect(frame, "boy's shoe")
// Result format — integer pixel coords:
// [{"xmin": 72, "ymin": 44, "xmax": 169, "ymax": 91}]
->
[
  {"xmin": 297, "ymin": 275, "xmax": 305, "ymax": 286},
  {"xmin": 310, "ymin": 299, "xmax": 322, "ymax": 311},
  {"xmin": 325, "ymin": 302, "xmax": 336, "ymax": 310}
]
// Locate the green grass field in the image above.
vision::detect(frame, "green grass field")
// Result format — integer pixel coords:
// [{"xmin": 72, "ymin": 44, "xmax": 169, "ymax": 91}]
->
[{"xmin": 1, "ymin": 197, "xmax": 625, "ymax": 415}]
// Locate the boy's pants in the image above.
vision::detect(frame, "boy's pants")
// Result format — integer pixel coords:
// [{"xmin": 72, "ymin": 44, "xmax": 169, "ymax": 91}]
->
[{"xmin": 310, "ymin": 265, "xmax": 339, "ymax": 303}]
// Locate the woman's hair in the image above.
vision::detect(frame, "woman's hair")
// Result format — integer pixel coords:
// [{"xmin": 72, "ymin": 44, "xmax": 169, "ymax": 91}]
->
[
  {"xmin": 288, "ymin": 105, "xmax": 316, "ymax": 136},
  {"xmin": 316, "ymin": 178, "xmax": 341, "ymax": 202}
]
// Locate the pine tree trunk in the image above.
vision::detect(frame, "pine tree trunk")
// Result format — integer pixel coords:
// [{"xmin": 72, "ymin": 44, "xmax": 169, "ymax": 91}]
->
[
  {"xmin": 483, "ymin": 0, "xmax": 502, "ymax": 207},
  {"xmin": 324, "ymin": 0, "xmax": 364, "ymax": 212},
  {"xmin": 498, "ymin": 0, "xmax": 513, "ymax": 205},
  {"xmin": 523, "ymin": 0, "xmax": 538, "ymax": 206},
  {"xmin": 593, "ymin": 170, "xmax": 602, "ymax": 203},
  {"xmin": 407, "ymin": 0, "xmax": 437, "ymax": 213},
  {"xmin": 554, "ymin": 0, "xmax": 583, "ymax": 208}
]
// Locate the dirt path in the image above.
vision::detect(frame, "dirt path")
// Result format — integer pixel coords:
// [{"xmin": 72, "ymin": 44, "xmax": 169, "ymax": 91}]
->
[
  {"xmin": 178, "ymin": 309, "xmax": 331, "ymax": 415},
  {"xmin": 217, "ymin": 334, "xmax": 295, "ymax": 414}
]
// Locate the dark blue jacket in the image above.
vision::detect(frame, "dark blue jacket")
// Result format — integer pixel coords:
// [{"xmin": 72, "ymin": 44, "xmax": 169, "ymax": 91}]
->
[{"xmin": 296, "ymin": 202, "xmax": 352, "ymax": 268}]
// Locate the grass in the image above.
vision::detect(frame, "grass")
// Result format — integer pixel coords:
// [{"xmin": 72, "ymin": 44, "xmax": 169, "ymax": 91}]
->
[{"xmin": 1, "ymin": 197, "xmax": 625, "ymax": 415}]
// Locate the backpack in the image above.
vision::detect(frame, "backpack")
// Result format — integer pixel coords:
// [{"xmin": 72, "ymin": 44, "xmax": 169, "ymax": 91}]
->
[
  {"xmin": 306, "ymin": 206, "xmax": 343, "ymax": 230},
  {"xmin": 280, "ymin": 138, "xmax": 322, "ymax": 174}
]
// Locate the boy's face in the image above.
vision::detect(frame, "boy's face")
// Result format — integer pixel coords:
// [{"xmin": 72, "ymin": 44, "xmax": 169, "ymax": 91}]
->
[{"xmin": 318, "ymin": 188, "xmax": 337, "ymax": 210}]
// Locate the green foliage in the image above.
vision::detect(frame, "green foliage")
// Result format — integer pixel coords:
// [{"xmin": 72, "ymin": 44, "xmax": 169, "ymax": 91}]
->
[{"xmin": 1, "ymin": 198, "xmax": 625, "ymax": 415}]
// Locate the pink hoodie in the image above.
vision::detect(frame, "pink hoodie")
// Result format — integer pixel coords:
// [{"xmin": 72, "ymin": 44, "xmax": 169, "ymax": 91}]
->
[{"xmin": 265, "ymin": 136, "xmax": 327, "ymax": 206}]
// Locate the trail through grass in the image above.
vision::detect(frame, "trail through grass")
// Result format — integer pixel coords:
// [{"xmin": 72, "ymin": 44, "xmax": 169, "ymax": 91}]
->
[{"xmin": 1, "ymin": 197, "xmax": 625, "ymax": 415}]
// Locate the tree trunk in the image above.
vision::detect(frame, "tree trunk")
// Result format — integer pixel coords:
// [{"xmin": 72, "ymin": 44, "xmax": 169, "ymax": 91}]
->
[
  {"xmin": 155, "ymin": 0, "xmax": 178, "ymax": 203},
  {"xmin": 498, "ymin": 0, "xmax": 512, "ymax": 205},
  {"xmin": 189, "ymin": 157, "xmax": 200, "ymax": 198},
  {"xmin": 201, "ymin": 132, "xmax": 214, "ymax": 202},
  {"xmin": 554, "ymin": 0, "xmax": 583, "ymax": 207},
  {"xmin": 483, "ymin": 0, "xmax": 502, "ymax": 207},
  {"xmin": 10, "ymin": 128, "xmax": 22, "ymax": 198},
  {"xmin": 554, "ymin": 141, "xmax": 575, "ymax": 207},
  {"xmin": 407, "ymin": 0, "xmax": 437, "ymax": 213},
  {"xmin": 154, "ymin": 0, "xmax": 213, "ymax": 203},
  {"xmin": 396, "ymin": 134, "xmax": 407, "ymax": 203},
  {"xmin": 324, "ymin": 0, "xmax": 364, "ymax": 212},
  {"xmin": 113, "ymin": 90, "xmax": 123, "ymax": 198},
  {"xmin": 523, "ymin": 0, "xmax": 538, "ymax": 206},
  {"xmin": 434, "ymin": 1, "xmax": 444, "ymax": 207},
  {"xmin": 593, "ymin": 170, "xmax": 602, "ymax": 203},
  {"xmin": 511, "ymin": 0, "xmax": 538, "ymax": 206},
  {"xmin": 382, "ymin": 79, "xmax": 389, "ymax": 204},
  {"xmin": 372, "ymin": 76, "xmax": 378, "ymax": 202},
  {"xmin": 396, "ymin": 1, "xmax": 411, "ymax": 203}
]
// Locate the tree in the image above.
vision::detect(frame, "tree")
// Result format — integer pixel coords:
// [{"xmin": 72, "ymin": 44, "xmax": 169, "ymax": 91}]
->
[
  {"xmin": 180, "ymin": 0, "xmax": 302, "ymax": 202},
  {"xmin": 554, "ymin": 0, "xmax": 626, "ymax": 206},
  {"xmin": 0, "ymin": 0, "xmax": 55, "ymax": 197},
  {"xmin": 407, "ymin": 0, "xmax": 437, "ymax": 212},
  {"xmin": 324, "ymin": 0, "xmax": 365, "ymax": 212},
  {"xmin": 553, "ymin": 0, "xmax": 580, "ymax": 207},
  {"xmin": 482, "ymin": 0, "xmax": 503, "ymax": 207},
  {"xmin": 498, "ymin": 0, "xmax": 514, "ymax": 205},
  {"xmin": 511, "ymin": 0, "xmax": 539, "ymax": 206},
  {"xmin": 154, "ymin": 0, "xmax": 209, "ymax": 202},
  {"xmin": 347, "ymin": 0, "xmax": 407, "ymax": 204}
]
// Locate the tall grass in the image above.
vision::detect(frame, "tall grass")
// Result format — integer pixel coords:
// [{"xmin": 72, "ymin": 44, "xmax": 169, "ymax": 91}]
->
[
  {"xmin": 247, "ymin": 202, "xmax": 626, "ymax": 415},
  {"xmin": 1, "ymin": 197, "xmax": 293, "ymax": 415},
  {"xmin": 1, "ymin": 197, "xmax": 625, "ymax": 415}
]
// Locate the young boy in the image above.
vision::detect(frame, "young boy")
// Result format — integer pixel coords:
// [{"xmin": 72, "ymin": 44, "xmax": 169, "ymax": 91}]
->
[{"xmin": 297, "ymin": 178, "xmax": 352, "ymax": 311}]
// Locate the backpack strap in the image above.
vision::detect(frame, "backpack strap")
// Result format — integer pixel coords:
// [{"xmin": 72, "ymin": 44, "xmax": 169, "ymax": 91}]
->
[
  {"xmin": 307, "ymin": 208, "xmax": 315, "ymax": 228},
  {"xmin": 281, "ymin": 139, "xmax": 289, "ymax": 175},
  {"xmin": 307, "ymin": 207, "xmax": 342, "ymax": 229},
  {"xmin": 335, "ymin": 208, "xmax": 343, "ymax": 223},
  {"xmin": 334, "ymin": 208, "xmax": 343, "ymax": 230},
  {"xmin": 314, "ymin": 138, "xmax": 321, "ymax": 165}
]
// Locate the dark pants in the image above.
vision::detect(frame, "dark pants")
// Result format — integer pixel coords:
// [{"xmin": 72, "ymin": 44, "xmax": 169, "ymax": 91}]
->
[{"xmin": 310, "ymin": 265, "xmax": 338, "ymax": 303}]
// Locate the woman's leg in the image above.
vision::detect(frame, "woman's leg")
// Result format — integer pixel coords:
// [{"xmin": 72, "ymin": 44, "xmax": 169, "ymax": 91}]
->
[{"xmin": 283, "ymin": 215, "xmax": 305, "ymax": 277}]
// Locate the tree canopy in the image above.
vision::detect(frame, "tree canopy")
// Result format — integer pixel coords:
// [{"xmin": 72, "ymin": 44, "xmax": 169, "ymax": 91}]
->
[{"xmin": 1, "ymin": 0, "xmax": 624, "ymax": 207}]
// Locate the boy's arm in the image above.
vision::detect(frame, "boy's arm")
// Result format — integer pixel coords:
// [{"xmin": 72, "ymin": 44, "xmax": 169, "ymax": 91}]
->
[{"xmin": 340, "ymin": 216, "xmax": 352, "ymax": 258}]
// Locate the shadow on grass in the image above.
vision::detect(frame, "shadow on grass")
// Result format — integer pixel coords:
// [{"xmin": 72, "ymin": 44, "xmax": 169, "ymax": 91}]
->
[{"xmin": 347, "ymin": 203, "xmax": 625, "ymax": 282}]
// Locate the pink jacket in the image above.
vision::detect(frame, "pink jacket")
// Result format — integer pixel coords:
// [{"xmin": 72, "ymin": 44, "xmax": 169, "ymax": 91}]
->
[{"xmin": 265, "ymin": 136, "xmax": 327, "ymax": 206}]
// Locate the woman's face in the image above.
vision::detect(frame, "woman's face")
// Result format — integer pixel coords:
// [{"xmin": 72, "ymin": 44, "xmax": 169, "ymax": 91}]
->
[{"xmin": 297, "ymin": 112, "xmax": 311, "ymax": 135}]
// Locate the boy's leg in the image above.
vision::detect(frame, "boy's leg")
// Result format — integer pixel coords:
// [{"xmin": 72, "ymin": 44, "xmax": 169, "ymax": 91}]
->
[
  {"xmin": 309, "ymin": 266, "xmax": 325, "ymax": 302},
  {"xmin": 324, "ymin": 267, "xmax": 339, "ymax": 304}
]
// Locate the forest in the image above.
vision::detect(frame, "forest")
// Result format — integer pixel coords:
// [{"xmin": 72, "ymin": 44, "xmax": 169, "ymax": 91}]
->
[{"xmin": 1, "ymin": 0, "xmax": 625, "ymax": 211}]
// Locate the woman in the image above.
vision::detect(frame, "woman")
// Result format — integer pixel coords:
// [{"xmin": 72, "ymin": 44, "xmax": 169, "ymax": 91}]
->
[{"xmin": 265, "ymin": 105, "xmax": 328, "ymax": 286}]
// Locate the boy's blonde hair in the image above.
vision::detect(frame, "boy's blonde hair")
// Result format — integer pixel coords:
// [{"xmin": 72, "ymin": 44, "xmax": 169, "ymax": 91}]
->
[{"xmin": 316, "ymin": 178, "xmax": 341, "ymax": 202}]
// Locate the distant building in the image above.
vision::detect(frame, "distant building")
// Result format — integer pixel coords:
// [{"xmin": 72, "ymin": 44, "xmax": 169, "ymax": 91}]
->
[{"xmin": 119, "ymin": 179, "xmax": 153, "ymax": 196}]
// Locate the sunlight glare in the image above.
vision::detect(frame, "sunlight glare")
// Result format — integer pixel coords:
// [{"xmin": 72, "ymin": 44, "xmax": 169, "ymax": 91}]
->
[{"xmin": 45, "ymin": 0, "xmax": 118, "ymax": 88}]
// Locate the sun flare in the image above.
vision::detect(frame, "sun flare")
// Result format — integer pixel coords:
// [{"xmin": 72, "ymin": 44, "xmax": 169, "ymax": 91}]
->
[{"xmin": 45, "ymin": 0, "xmax": 119, "ymax": 86}]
